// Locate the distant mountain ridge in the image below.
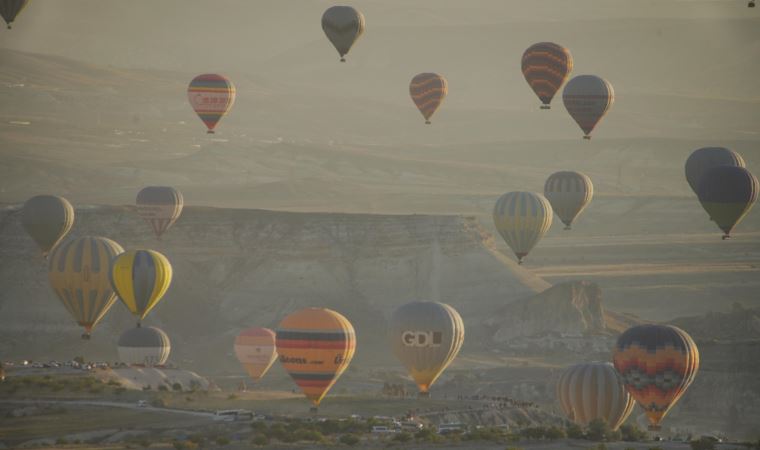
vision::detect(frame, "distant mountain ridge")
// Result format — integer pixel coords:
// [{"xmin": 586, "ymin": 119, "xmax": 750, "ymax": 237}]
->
[{"xmin": 670, "ymin": 302, "xmax": 760, "ymax": 342}]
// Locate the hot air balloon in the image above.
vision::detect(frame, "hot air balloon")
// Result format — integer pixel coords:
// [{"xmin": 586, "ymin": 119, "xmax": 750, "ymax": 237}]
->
[
  {"xmin": 234, "ymin": 328, "xmax": 278, "ymax": 383},
  {"xmin": 410, "ymin": 73, "xmax": 448, "ymax": 124},
  {"xmin": 118, "ymin": 326, "xmax": 171, "ymax": 367},
  {"xmin": 557, "ymin": 362, "xmax": 635, "ymax": 430},
  {"xmin": 493, "ymin": 191, "xmax": 553, "ymax": 264},
  {"xmin": 1, "ymin": 0, "xmax": 28, "ymax": 29},
  {"xmin": 521, "ymin": 42, "xmax": 573, "ymax": 110},
  {"xmin": 187, "ymin": 74, "xmax": 235, "ymax": 134},
  {"xmin": 136, "ymin": 186, "xmax": 183, "ymax": 239},
  {"xmin": 697, "ymin": 166, "xmax": 758, "ymax": 240},
  {"xmin": 110, "ymin": 250, "xmax": 173, "ymax": 324},
  {"xmin": 388, "ymin": 302, "xmax": 464, "ymax": 397},
  {"xmin": 750, "ymin": 0, "xmax": 755, "ymax": 7},
  {"xmin": 613, "ymin": 324, "xmax": 699, "ymax": 431},
  {"xmin": 21, "ymin": 195, "xmax": 75, "ymax": 258},
  {"xmin": 275, "ymin": 308, "xmax": 355, "ymax": 410},
  {"xmin": 48, "ymin": 236, "xmax": 124, "ymax": 339},
  {"xmin": 684, "ymin": 147, "xmax": 745, "ymax": 196},
  {"xmin": 321, "ymin": 6, "xmax": 365, "ymax": 62},
  {"xmin": 562, "ymin": 75, "xmax": 614, "ymax": 139},
  {"xmin": 544, "ymin": 171, "xmax": 593, "ymax": 230}
]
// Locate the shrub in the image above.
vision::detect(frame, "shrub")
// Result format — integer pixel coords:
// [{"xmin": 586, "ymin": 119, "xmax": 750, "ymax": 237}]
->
[
  {"xmin": 55, "ymin": 438, "xmax": 68, "ymax": 445},
  {"xmin": 393, "ymin": 432, "xmax": 413, "ymax": 443},
  {"xmin": 251, "ymin": 434, "xmax": 269, "ymax": 446},
  {"xmin": 545, "ymin": 426, "xmax": 566, "ymax": 440},
  {"xmin": 586, "ymin": 419, "xmax": 613, "ymax": 442},
  {"xmin": 415, "ymin": 428, "xmax": 437, "ymax": 441},
  {"xmin": 620, "ymin": 423, "xmax": 647, "ymax": 442},
  {"xmin": 107, "ymin": 379, "xmax": 121, "ymax": 386},
  {"xmin": 294, "ymin": 429, "xmax": 324, "ymax": 442},
  {"xmin": 339, "ymin": 434, "xmax": 360, "ymax": 445},
  {"xmin": 172, "ymin": 382, "xmax": 183, "ymax": 392},
  {"xmin": 151, "ymin": 398, "xmax": 167, "ymax": 408},
  {"xmin": 566, "ymin": 423, "xmax": 584, "ymax": 439},
  {"xmin": 137, "ymin": 438, "xmax": 151, "ymax": 448},
  {"xmin": 690, "ymin": 438, "xmax": 716, "ymax": 450},
  {"xmin": 215, "ymin": 436, "xmax": 230, "ymax": 446},
  {"xmin": 226, "ymin": 393, "xmax": 237, "ymax": 400},
  {"xmin": 158, "ymin": 385, "xmax": 168, "ymax": 391}
]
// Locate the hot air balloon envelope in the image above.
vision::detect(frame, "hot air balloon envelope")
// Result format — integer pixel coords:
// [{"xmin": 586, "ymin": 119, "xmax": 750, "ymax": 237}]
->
[
  {"xmin": 522, "ymin": 42, "xmax": 573, "ymax": 109},
  {"xmin": 388, "ymin": 302, "xmax": 464, "ymax": 395},
  {"xmin": 696, "ymin": 166, "xmax": 758, "ymax": 238},
  {"xmin": 118, "ymin": 326, "xmax": 171, "ymax": 366},
  {"xmin": 235, "ymin": 328, "xmax": 278, "ymax": 382},
  {"xmin": 1, "ymin": 0, "xmax": 28, "ymax": 29},
  {"xmin": 21, "ymin": 195, "xmax": 75, "ymax": 258},
  {"xmin": 684, "ymin": 147, "xmax": 745, "ymax": 195},
  {"xmin": 613, "ymin": 324, "xmax": 699, "ymax": 430},
  {"xmin": 321, "ymin": 6, "xmax": 365, "ymax": 62},
  {"xmin": 544, "ymin": 171, "xmax": 593, "ymax": 230},
  {"xmin": 136, "ymin": 186, "xmax": 183, "ymax": 239},
  {"xmin": 48, "ymin": 236, "xmax": 124, "ymax": 338},
  {"xmin": 187, "ymin": 74, "xmax": 235, "ymax": 133},
  {"xmin": 557, "ymin": 362, "xmax": 634, "ymax": 430},
  {"xmin": 276, "ymin": 308, "xmax": 356, "ymax": 407},
  {"xmin": 493, "ymin": 191, "xmax": 553, "ymax": 264},
  {"xmin": 562, "ymin": 75, "xmax": 614, "ymax": 139},
  {"xmin": 110, "ymin": 250, "xmax": 173, "ymax": 322},
  {"xmin": 410, "ymin": 73, "xmax": 448, "ymax": 124}
]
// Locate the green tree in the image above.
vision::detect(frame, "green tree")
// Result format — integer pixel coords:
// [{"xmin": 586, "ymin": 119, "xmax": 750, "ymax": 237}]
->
[
  {"xmin": 566, "ymin": 423, "xmax": 584, "ymax": 439},
  {"xmin": 690, "ymin": 437, "xmax": 716, "ymax": 450},
  {"xmin": 339, "ymin": 434, "xmax": 360, "ymax": 445},
  {"xmin": 586, "ymin": 419, "xmax": 613, "ymax": 441},
  {"xmin": 620, "ymin": 423, "xmax": 647, "ymax": 442}
]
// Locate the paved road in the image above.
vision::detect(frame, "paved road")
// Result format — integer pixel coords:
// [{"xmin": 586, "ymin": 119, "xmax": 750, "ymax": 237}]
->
[{"xmin": 2, "ymin": 398, "xmax": 216, "ymax": 419}]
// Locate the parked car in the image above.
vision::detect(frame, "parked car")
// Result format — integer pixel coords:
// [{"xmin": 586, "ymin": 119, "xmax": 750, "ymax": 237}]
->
[
  {"xmin": 437, "ymin": 423, "xmax": 465, "ymax": 435},
  {"xmin": 137, "ymin": 400, "xmax": 148, "ymax": 408},
  {"xmin": 371, "ymin": 426, "xmax": 397, "ymax": 434}
]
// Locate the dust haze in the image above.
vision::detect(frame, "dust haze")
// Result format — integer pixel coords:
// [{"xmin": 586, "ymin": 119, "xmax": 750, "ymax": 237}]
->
[{"xmin": 1, "ymin": 0, "xmax": 760, "ymax": 447}]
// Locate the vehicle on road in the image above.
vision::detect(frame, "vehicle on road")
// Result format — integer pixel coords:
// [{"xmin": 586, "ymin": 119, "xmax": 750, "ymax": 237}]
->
[
  {"xmin": 437, "ymin": 423, "xmax": 465, "ymax": 435},
  {"xmin": 137, "ymin": 400, "xmax": 148, "ymax": 408},
  {"xmin": 371, "ymin": 426, "xmax": 397, "ymax": 434}
]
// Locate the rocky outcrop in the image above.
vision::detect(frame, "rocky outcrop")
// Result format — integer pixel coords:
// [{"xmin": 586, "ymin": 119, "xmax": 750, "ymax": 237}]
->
[
  {"xmin": 488, "ymin": 281, "xmax": 611, "ymax": 342},
  {"xmin": 670, "ymin": 302, "xmax": 760, "ymax": 342},
  {"xmin": 0, "ymin": 205, "xmax": 548, "ymax": 371}
]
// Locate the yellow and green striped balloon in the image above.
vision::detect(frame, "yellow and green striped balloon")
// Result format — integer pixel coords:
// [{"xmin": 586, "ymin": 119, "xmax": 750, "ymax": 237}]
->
[
  {"xmin": 48, "ymin": 236, "xmax": 124, "ymax": 339},
  {"xmin": 110, "ymin": 249, "xmax": 173, "ymax": 323},
  {"xmin": 493, "ymin": 191, "xmax": 553, "ymax": 264}
]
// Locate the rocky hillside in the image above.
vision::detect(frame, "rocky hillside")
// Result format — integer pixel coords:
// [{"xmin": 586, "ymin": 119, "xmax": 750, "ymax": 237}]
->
[
  {"xmin": 670, "ymin": 303, "xmax": 760, "ymax": 342},
  {"xmin": 485, "ymin": 281, "xmax": 641, "ymax": 342},
  {"xmin": 0, "ymin": 204, "xmax": 549, "ymax": 371}
]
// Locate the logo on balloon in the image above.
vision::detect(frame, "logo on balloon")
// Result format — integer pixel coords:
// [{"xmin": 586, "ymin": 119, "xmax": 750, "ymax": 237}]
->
[{"xmin": 402, "ymin": 331, "xmax": 442, "ymax": 347}]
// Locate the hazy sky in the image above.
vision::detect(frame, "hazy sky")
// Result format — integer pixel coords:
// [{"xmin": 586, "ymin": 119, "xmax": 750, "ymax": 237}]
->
[{"xmin": 1, "ymin": 0, "xmax": 755, "ymax": 73}]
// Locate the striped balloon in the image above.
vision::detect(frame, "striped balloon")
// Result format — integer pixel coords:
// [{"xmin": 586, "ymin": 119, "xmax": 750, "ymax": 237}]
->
[
  {"xmin": 1, "ymin": 0, "xmax": 28, "ymax": 29},
  {"xmin": 118, "ymin": 326, "xmax": 171, "ymax": 367},
  {"xmin": 234, "ymin": 327, "xmax": 278, "ymax": 382},
  {"xmin": 409, "ymin": 73, "xmax": 448, "ymax": 124},
  {"xmin": 21, "ymin": 195, "xmax": 75, "ymax": 258},
  {"xmin": 276, "ymin": 308, "xmax": 356, "ymax": 408},
  {"xmin": 187, "ymin": 74, "xmax": 236, "ymax": 134},
  {"xmin": 48, "ymin": 236, "xmax": 124, "ymax": 339},
  {"xmin": 697, "ymin": 166, "xmax": 759, "ymax": 239},
  {"xmin": 685, "ymin": 147, "xmax": 746, "ymax": 195},
  {"xmin": 389, "ymin": 302, "xmax": 464, "ymax": 396},
  {"xmin": 493, "ymin": 191, "xmax": 553, "ymax": 264},
  {"xmin": 321, "ymin": 6, "xmax": 365, "ymax": 62},
  {"xmin": 613, "ymin": 324, "xmax": 699, "ymax": 431},
  {"xmin": 521, "ymin": 42, "xmax": 573, "ymax": 110},
  {"xmin": 110, "ymin": 250, "xmax": 173, "ymax": 323},
  {"xmin": 544, "ymin": 171, "xmax": 594, "ymax": 230},
  {"xmin": 136, "ymin": 186, "xmax": 183, "ymax": 239},
  {"xmin": 562, "ymin": 75, "xmax": 614, "ymax": 139},
  {"xmin": 557, "ymin": 362, "xmax": 634, "ymax": 430}
]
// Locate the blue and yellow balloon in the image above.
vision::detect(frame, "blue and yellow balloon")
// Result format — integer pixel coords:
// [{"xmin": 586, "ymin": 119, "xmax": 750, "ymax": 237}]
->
[{"xmin": 110, "ymin": 250, "xmax": 173, "ymax": 324}]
